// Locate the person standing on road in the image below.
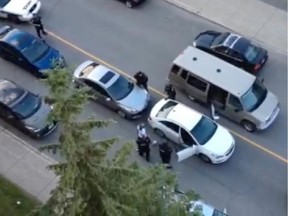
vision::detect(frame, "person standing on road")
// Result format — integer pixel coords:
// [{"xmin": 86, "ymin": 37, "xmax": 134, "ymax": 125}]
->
[
  {"xmin": 137, "ymin": 135, "xmax": 151, "ymax": 162},
  {"xmin": 164, "ymin": 83, "xmax": 176, "ymax": 100},
  {"xmin": 159, "ymin": 141, "xmax": 173, "ymax": 168},
  {"xmin": 31, "ymin": 14, "xmax": 47, "ymax": 39},
  {"xmin": 134, "ymin": 71, "xmax": 148, "ymax": 90}
]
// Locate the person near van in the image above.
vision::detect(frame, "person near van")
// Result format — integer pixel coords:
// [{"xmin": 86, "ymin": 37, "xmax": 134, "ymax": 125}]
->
[
  {"xmin": 164, "ymin": 83, "xmax": 176, "ymax": 100},
  {"xmin": 159, "ymin": 141, "xmax": 173, "ymax": 168},
  {"xmin": 134, "ymin": 71, "xmax": 148, "ymax": 90},
  {"xmin": 30, "ymin": 14, "xmax": 47, "ymax": 39},
  {"xmin": 137, "ymin": 135, "xmax": 151, "ymax": 162}
]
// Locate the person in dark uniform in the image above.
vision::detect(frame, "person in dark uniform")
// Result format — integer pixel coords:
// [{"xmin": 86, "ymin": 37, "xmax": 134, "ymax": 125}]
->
[
  {"xmin": 134, "ymin": 71, "xmax": 148, "ymax": 90},
  {"xmin": 164, "ymin": 83, "xmax": 176, "ymax": 100},
  {"xmin": 159, "ymin": 141, "xmax": 173, "ymax": 168},
  {"xmin": 31, "ymin": 14, "xmax": 47, "ymax": 39},
  {"xmin": 136, "ymin": 135, "xmax": 151, "ymax": 162}
]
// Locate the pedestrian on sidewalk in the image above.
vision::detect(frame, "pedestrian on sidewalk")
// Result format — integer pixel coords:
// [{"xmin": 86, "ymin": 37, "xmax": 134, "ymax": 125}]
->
[
  {"xmin": 134, "ymin": 71, "xmax": 148, "ymax": 90},
  {"xmin": 30, "ymin": 14, "xmax": 47, "ymax": 39},
  {"xmin": 159, "ymin": 141, "xmax": 173, "ymax": 168},
  {"xmin": 164, "ymin": 83, "xmax": 176, "ymax": 100},
  {"xmin": 136, "ymin": 135, "xmax": 151, "ymax": 162}
]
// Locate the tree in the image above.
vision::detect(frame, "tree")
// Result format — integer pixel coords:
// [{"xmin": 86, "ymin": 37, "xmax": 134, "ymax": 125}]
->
[{"xmin": 31, "ymin": 66, "xmax": 200, "ymax": 216}]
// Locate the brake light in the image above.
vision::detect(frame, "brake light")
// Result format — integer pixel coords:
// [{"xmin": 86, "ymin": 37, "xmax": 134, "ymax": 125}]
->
[{"xmin": 254, "ymin": 64, "xmax": 261, "ymax": 71}]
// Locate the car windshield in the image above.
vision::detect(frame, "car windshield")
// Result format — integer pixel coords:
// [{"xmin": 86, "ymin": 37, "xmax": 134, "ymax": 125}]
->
[
  {"xmin": 12, "ymin": 92, "xmax": 41, "ymax": 119},
  {"xmin": 107, "ymin": 76, "xmax": 133, "ymax": 101},
  {"xmin": 244, "ymin": 44, "xmax": 260, "ymax": 62},
  {"xmin": 0, "ymin": 0, "xmax": 10, "ymax": 7},
  {"xmin": 156, "ymin": 100, "xmax": 178, "ymax": 118},
  {"xmin": 22, "ymin": 39, "xmax": 49, "ymax": 63},
  {"xmin": 241, "ymin": 79, "xmax": 267, "ymax": 112},
  {"xmin": 190, "ymin": 116, "xmax": 218, "ymax": 145},
  {"xmin": 211, "ymin": 32, "xmax": 229, "ymax": 47}
]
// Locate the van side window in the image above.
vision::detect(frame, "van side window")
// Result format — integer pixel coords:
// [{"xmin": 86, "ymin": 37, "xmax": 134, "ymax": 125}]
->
[
  {"xmin": 171, "ymin": 65, "xmax": 180, "ymax": 74},
  {"xmin": 181, "ymin": 70, "xmax": 188, "ymax": 79},
  {"xmin": 187, "ymin": 75, "xmax": 207, "ymax": 92},
  {"xmin": 228, "ymin": 95, "xmax": 242, "ymax": 108}
]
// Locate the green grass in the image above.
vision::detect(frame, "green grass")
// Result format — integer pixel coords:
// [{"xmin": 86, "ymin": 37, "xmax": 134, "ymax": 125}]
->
[{"xmin": 0, "ymin": 175, "xmax": 40, "ymax": 216}]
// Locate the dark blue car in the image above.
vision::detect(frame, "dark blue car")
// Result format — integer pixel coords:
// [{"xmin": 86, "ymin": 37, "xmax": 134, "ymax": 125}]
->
[{"xmin": 0, "ymin": 26, "xmax": 65, "ymax": 78}]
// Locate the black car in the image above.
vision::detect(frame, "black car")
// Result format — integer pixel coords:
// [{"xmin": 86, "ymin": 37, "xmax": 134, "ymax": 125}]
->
[
  {"xmin": 0, "ymin": 26, "xmax": 65, "ymax": 78},
  {"xmin": 193, "ymin": 31, "xmax": 268, "ymax": 74},
  {"xmin": 0, "ymin": 79, "xmax": 58, "ymax": 138},
  {"xmin": 116, "ymin": 0, "xmax": 145, "ymax": 8}
]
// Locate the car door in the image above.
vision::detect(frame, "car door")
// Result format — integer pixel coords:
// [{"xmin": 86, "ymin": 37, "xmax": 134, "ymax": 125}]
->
[
  {"xmin": 179, "ymin": 127, "xmax": 198, "ymax": 148},
  {"xmin": 185, "ymin": 74, "xmax": 208, "ymax": 103},
  {"xmin": 212, "ymin": 46, "xmax": 230, "ymax": 62},
  {"xmin": 83, "ymin": 79, "xmax": 118, "ymax": 110},
  {"xmin": 158, "ymin": 120, "xmax": 180, "ymax": 143},
  {"xmin": 227, "ymin": 49, "xmax": 244, "ymax": 68},
  {"xmin": 0, "ymin": 104, "xmax": 22, "ymax": 129}
]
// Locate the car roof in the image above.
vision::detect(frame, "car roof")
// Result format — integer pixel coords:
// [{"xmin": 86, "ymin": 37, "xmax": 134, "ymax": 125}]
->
[
  {"xmin": 0, "ymin": 28, "xmax": 36, "ymax": 51},
  {"xmin": 79, "ymin": 62, "xmax": 120, "ymax": 89},
  {"xmin": 0, "ymin": 79, "xmax": 26, "ymax": 107},
  {"xmin": 173, "ymin": 46, "xmax": 255, "ymax": 96}
]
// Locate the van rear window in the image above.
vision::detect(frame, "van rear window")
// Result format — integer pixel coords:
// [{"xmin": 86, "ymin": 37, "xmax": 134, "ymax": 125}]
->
[{"xmin": 156, "ymin": 100, "xmax": 178, "ymax": 118}]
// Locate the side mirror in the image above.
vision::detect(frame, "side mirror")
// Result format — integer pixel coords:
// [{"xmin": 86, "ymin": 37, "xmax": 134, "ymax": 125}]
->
[{"xmin": 105, "ymin": 97, "xmax": 111, "ymax": 102}]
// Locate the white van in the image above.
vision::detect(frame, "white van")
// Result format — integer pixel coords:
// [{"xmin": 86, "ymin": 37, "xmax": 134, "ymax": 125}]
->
[{"xmin": 168, "ymin": 46, "xmax": 280, "ymax": 132}]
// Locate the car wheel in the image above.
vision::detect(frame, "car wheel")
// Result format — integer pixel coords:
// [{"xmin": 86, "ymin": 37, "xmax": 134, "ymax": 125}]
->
[
  {"xmin": 199, "ymin": 154, "xmax": 211, "ymax": 163},
  {"xmin": 154, "ymin": 128, "xmax": 165, "ymax": 138},
  {"xmin": 241, "ymin": 120, "xmax": 256, "ymax": 132},
  {"xmin": 117, "ymin": 110, "xmax": 126, "ymax": 118},
  {"xmin": 125, "ymin": 1, "xmax": 133, "ymax": 8},
  {"xmin": 8, "ymin": 14, "xmax": 20, "ymax": 24}
]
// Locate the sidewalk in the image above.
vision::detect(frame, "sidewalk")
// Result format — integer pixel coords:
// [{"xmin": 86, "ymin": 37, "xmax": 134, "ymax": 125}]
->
[
  {"xmin": 0, "ymin": 125, "xmax": 58, "ymax": 203},
  {"xmin": 164, "ymin": 0, "xmax": 287, "ymax": 54}
]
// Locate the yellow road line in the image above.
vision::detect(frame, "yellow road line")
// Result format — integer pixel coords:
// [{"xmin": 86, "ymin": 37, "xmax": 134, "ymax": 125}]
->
[{"xmin": 48, "ymin": 31, "xmax": 288, "ymax": 164}]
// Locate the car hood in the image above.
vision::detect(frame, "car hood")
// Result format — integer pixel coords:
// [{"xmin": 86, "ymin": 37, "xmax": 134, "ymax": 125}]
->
[
  {"xmin": 34, "ymin": 47, "xmax": 62, "ymax": 71},
  {"xmin": 202, "ymin": 125, "xmax": 234, "ymax": 156},
  {"xmin": 118, "ymin": 84, "xmax": 149, "ymax": 112},
  {"xmin": 193, "ymin": 30, "xmax": 220, "ymax": 48},
  {"xmin": 251, "ymin": 91, "xmax": 279, "ymax": 122},
  {"xmin": 23, "ymin": 101, "xmax": 52, "ymax": 129},
  {"xmin": 3, "ymin": 0, "xmax": 37, "ymax": 16}
]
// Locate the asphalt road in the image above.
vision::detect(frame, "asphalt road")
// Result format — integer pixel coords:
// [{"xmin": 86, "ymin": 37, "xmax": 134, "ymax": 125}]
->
[{"xmin": 0, "ymin": 0, "xmax": 287, "ymax": 215}]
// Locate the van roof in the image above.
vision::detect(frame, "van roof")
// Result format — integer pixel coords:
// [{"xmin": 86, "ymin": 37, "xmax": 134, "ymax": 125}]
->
[{"xmin": 173, "ymin": 46, "xmax": 256, "ymax": 96}]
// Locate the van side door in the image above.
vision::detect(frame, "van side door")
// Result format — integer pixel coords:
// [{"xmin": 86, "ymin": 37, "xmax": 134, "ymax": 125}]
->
[
  {"xmin": 168, "ymin": 65, "xmax": 188, "ymax": 91},
  {"xmin": 185, "ymin": 74, "xmax": 208, "ymax": 103}
]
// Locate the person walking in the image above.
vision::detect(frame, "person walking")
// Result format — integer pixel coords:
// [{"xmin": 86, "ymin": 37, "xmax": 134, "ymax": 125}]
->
[
  {"xmin": 159, "ymin": 141, "xmax": 173, "ymax": 168},
  {"xmin": 164, "ymin": 83, "xmax": 176, "ymax": 100},
  {"xmin": 134, "ymin": 71, "xmax": 148, "ymax": 90},
  {"xmin": 31, "ymin": 14, "xmax": 47, "ymax": 39},
  {"xmin": 137, "ymin": 135, "xmax": 151, "ymax": 162}
]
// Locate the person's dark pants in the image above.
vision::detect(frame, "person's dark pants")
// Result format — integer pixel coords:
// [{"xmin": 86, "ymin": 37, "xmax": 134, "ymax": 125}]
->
[
  {"xmin": 161, "ymin": 154, "xmax": 171, "ymax": 164},
  {"xmin": 139, "ymin": 148, "xmax": 150, "ymax": 162},
  {"xmin": 35, "ymin": 25, "xmax": 47, "ymax": 38}
]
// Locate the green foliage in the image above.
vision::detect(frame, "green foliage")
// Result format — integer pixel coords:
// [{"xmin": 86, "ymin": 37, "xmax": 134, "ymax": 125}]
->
[{"xmin": 32, "ymin": 67, "xmax": 200, "ymax": 216}]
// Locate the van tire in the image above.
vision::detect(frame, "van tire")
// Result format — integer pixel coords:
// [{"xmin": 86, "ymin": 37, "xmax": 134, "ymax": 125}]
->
[
  {"xmin": 241, "ymin": 120, "xmax": 256, "ymax": 132},
  {"xmin": 199, "ymin": 154, "xmax": 211, "ymax": 163},
  {"xmin": 8, "ymin": 14, "xmax": 20, "ymax": 24},
  {"xmin": 154, "ymin": 128, "xmax": 165, "ymax": 138}
]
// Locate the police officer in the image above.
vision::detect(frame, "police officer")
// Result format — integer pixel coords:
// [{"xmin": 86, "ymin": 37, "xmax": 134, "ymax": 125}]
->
[
  {"xmin": 137, "ymin": 135, "xmax": 151, "ymax": 162},
  {"xmin": 31, "ymin": 14, "xmax": 47, "ymax": 39},
  {"xmin": 164, "ymin": 83, "xmax": 176, "ymax": 100},
  {"xmin": 134, "ymin": 71, "xmax": 148, "ymax": 90},
  {"xmin": 159, "ymin": 141, "xmax": 173, "ymax": 168}
]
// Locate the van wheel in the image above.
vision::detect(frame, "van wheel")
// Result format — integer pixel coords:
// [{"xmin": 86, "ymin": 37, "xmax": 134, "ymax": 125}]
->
[
  {"xmin": 199, "ymin": 154, "xmax": 211, "ymax": 163},
  {"xmin": 8, "ymin": 14, "xmax": 20, "ymax": 24},
  {"xmin": 154, "ymin": 128, "xmax": 165, "ymax": 138},
  {"xmin": 241, "ymin": 120, "xmax": 256, "ymax": 132}
]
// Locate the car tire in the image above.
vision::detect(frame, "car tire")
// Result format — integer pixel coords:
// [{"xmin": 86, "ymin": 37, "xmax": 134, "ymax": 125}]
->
[
  {"xmin": 199, "ymin": 154, "xmax": 211, "ymax": 163},
  {"xmin": 154, "ymin": 128, "xmax": 165, "ymax": 138},
  {"xmin": 117, "ymin": 110, "xmax": 126, "ymax": 118},
  {"xmin": 241, "ymin": 120, "xmax": 256, "ymax": 132},
  {"xmin": 8, "ymin": 14, "xmax": 20, "ymax": 24},
  {"xmin": 125, "ymin": 1, "xmax": 133, "ymax": 8}
]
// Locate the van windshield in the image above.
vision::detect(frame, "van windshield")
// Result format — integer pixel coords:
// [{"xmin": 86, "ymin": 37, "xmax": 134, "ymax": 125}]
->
[{"xmin": 241, "ymin": 80, "xmax": 267, "ymax": 112}]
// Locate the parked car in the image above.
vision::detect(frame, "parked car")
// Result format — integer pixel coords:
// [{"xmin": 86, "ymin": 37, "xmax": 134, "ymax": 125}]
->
[
  {"xmin": 148, "ymin": 99, "xmax": 235, "ymax": 164},
  {"xmin": 0, "ymin": 0, "xmax": 41, "ymax": 23},
  {"xmin": 188, "ymin": 200, "xmax": 228, "ymax": 216},
  {"xmin": 0, "ymin": 79, "xmax": 58, "ymax": 138},
  {"xmin": 115, "ymin": 0, "xmax": 145, "ymax": 8},
  {"xmin": 193, "ymin": 30, "xmax": 268, "ymax": 73},
  {"xmin": 0, "ymin": 26, "xmax": 65, "ymax": 78},
  {"xmin": 73, "ymin": 60, "xmax": 150, "ymax": 119}
]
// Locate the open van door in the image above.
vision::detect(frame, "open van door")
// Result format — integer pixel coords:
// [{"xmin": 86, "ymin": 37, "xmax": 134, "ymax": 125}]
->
[{"xmin": 177, "ymin": 146, "xmax": 197, "ymax": 162}]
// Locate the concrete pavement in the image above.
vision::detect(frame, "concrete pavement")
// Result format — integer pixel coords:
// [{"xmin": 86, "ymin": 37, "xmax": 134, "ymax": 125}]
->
[
  {"xmin": 0, "ymin": 125, "xmax": 57, "ymax": 203},
  {"xmin": 164, "ymin": 0, "xmax": 287, "ymax": 54}
]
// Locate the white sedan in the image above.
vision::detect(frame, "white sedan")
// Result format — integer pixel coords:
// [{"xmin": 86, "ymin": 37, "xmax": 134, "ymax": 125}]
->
[
  {"xmin": 0, "ymin": 0, "xmax": 41, "ymax": 23},
  {"xmin": 148, "ymin": 99, "xmax": 235, "ymax": 164}
]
